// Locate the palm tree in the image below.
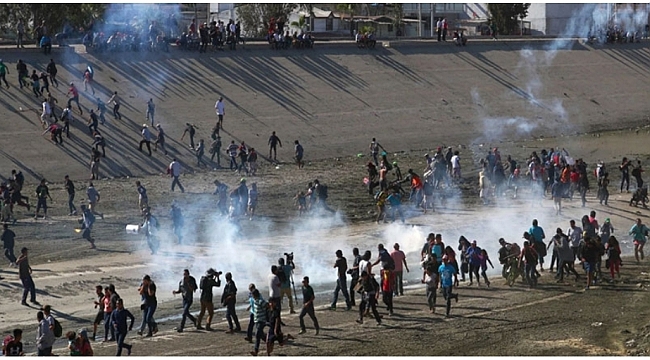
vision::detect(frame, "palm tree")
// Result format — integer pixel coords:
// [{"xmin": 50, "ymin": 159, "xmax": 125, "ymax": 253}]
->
[
  {"xmin": 336, "ymin": 3, "xmax": 358, "ymax": 37},
  {"xmin": 290, "ymin": 14, "xmax": 307, "ymax": 33}
]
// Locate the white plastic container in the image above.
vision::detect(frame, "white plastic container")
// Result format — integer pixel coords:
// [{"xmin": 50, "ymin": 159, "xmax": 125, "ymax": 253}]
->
[{"xmin": 125, "ymin": 224, "xmax": 140, "ymax": 234}]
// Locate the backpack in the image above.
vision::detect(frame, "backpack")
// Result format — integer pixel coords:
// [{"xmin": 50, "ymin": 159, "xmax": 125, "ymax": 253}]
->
[
  {"xmin": 380, "ymin": 250, "xmax": 395, "ymax": 270},
  {"xmin": 53, "ymin": 318, "xmax": 63, "ymax": 337},
  {"xmin": 2, "ymin": 335, "xmax": 13, "ymax": 355}
]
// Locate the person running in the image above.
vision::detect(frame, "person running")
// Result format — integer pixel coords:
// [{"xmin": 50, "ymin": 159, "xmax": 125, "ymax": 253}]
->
[
  {"xmin": 2, "ymin": 224, "xmax": 17, "ymax": 267},
  {"xmin": 606, "ymin": 236, "xmax": 622, "ymax": 280},
  {"xmin": 221, "ymin": 272, "xmax": 241, "ymax": 333},
  {"xmin": 249, "ymin": 289, "xmax": 268, "ymax": 357},
  {"xmin": 422, "ymin": 265, "xmax": 438, "ymax": 313},
  {"xmin": 268, "ymin": 131, "xmax": 282, "ymax": 161},
  {"xmin": 110, "ymin": 299, "xmax": 134, "ymax": 356},
  {"xmin": 172, "ymin": 269, "xmax": 198, "ymax": 332},
  {"xmin": 580, "ymin": 236, "xmax": 600, "ymax": 290},
  {"xmin": 169, "ymin": 159, "xmax": 185, "ymax": 193},
  {"xmin": 356, "ymin": 271, "xmax": 381, "ymax": 325},
  {"xmin": 107, "ymin": 91, "xmax": 121, "ymax": 120},
  {"xmin": 87, "ymin": 110, "xmax": 99, "ymax": 134},
  {"xmin": 16, "ymin": 59, "xmax": 27, "ymax": 89},
  {"xmin": 629, "ymin": 218, "xmax": 649, "ymax": 263},
  {"xmin": 298, "ymin": 276, "xmax": 319, "ymax": 335},
  {"xmin": 210, "ymin": 135, "xmax": 222, "ymax": 166},
  {"xmin": 61, "ymin": 105, "xmax": 73, "ymax": 138},
  {"xmin": 83, "ymin": 67, "xmax": 95, "ymax": 95},
  {"xmin": 215, "ymin": 96, "xmax": 225, "ymax": 129},
  {"xmin": 146, "ymin": 99, "xmax": 155, "ymax": 126},
  {"xmin": 438, "ymin": 255, "xmax": 459, "ymax": 317},
  {"xmin": 34, "ymin": 179, "xmax": 52, "ymax": 220},
  {"xmin": 154, "ymin": 124, "xmax": 167, "ymax": 155},
  {"xmin": 17, "ymin": 247, "xmax": 38, "ymax": 306},
  {"xmin": 66, "ymin": 82, "xmax": 82, "ymax": 115},
  {"xmin": 197, "ymin": 269, "xmax": 221, "ymax": 331},
  {"xmin": 330, "ymin": 250, "xmax": 352, "ymax": 311},
  {"xmin": 139, "ymin": 124, "xmax": 153, "ymax": 156},
  {"xmin": 137, "ymin": 275, "xmax": 157, "ymax": 337},
  {"xmin": 244, "ymin": 283, "xmax": 259, "ymax": 342},
  {"xmin": 80, "ymin": 204, "xmax": 96, "ymax": 249},
  {"xmin": 91, "ymin": 285, "xmax": 104, "ymax": 341},
  {"xmin": 46, "ymin": 59, "xmax": 58, "ymax": 87}
]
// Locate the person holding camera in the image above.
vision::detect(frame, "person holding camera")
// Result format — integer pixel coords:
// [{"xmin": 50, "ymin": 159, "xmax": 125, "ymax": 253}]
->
[
  {"xmin": 278, "ymin": 256, "xmax": 295, "ymax": 314},
  {"xmin": 196, "ymin": 268, "xmax": 221, "ymax": 331},
  {"xmin": 172, "ymin": 269, "xmax": 198, "ymax": 333},
  {"xmin": 330, "ymin": 250, "xmax": 352, "ymax": 311},
  {"xmin": 221, "ymin": 272, "xmax": 241, "ymax": 333}
]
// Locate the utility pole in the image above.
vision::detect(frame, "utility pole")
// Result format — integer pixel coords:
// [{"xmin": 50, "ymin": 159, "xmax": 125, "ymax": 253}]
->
[
  {"xmin": 430, "ymin": 3, "xmax": 434, "ymax": 37},
  {"xmin": 418, "ymin": 3, "xmax": 422, "ymax": 38}
]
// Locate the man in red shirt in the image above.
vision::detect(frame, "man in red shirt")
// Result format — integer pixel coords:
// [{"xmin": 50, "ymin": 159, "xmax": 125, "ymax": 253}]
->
[
  {"xmin": 390, "ymin": 243, "xmax": 409, "ymax": 296},
  {"xmin": 66, "ymin": 82, "xmax": 82, "ymax": 115}
]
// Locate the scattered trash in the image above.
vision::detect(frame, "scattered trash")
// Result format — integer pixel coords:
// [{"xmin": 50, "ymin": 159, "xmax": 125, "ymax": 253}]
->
[
  {"xmin": 275, "ymin": 166, "xmax": 280, "ymax": 170},
  {"xmin": 591, "ymin": 322, "xmax": 602, "ymax": 327},
  {"xmin": 625, "ymin": 339, "xmax": 636, "ymax": 348}
]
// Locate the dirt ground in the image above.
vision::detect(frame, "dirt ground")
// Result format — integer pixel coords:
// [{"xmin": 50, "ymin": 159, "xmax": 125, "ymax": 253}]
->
[{"xmin": 2, "ymin": 40, "xmax": 650, "ymax": 356}]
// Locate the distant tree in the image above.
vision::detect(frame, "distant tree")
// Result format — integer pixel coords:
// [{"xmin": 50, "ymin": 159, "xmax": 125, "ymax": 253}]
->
[
  {"xmin": 336, "ymin": 3, "xmax": 360, "ymax": 37},
  {"xmin": 235, "ymin": 3, "xmax": 297, "ymax": 38},
  {"xmin": 487, "ymin": 3, "xmax": 530, "ymax": 35},
  {"xmin": 0, "ymin": 4, "xmax": 105, "ymax": 36}
]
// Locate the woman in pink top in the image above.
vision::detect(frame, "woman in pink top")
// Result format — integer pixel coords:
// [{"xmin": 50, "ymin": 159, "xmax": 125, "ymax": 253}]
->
[{"xmin": 102, "ymin": 288, "xmax": 113, "ymax": 342}]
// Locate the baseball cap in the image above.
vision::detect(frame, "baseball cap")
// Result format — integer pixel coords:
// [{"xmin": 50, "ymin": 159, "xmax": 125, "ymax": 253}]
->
[{"xmin": 605, "ymin": 218, "xmax": 610, "ymax": 223}]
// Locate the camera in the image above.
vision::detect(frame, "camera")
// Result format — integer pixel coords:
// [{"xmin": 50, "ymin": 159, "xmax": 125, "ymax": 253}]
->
[{"xmin": 284, "ymin": 252, "xmax": 294, "ymax": 263}]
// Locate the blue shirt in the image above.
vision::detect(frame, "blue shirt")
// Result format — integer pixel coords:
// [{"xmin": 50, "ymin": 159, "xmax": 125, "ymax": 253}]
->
[
  {"xmin": 438, "ymin": 263, "xmax": 456, "ymax": 287},
  {"xmin": 466, "ymin": 246, "xmax": 482, "ymax": 265},
  {"xmin": 529, "ymin": 225, "xmax": 545, "ymax": 243},
  {"xmin": 387, "ymin": 193, "xmax": 401, "ymax": 206},
  {"xmin": 110, "ymin": 308, "xmax": 134, "ymax": 334}
]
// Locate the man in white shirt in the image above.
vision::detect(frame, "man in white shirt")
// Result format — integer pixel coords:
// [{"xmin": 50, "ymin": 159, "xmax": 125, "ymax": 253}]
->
[
  {"xmin": 436, "ymin": 19, "xmax": 443, "ymax": 41},
  {"xmin": 139, "ymin": 124, "xmax": 152, "ymax": 156},
  {"xmin": 268, "ymin": 265, "xmax": 282, "ymax": 315},
  {"xmin": 567, "ymin": 219, "xmax": 582, "ymax": 260},
  {"xmin": 107, "ymin": 91, "xmax": 121, "ymax": 120},
  {"xmin": 41, "ymin": 99, "xmax": 52, "ymax": 128},
  {"xmin": 451, "ymin": 151, "xmax": 461, "ymax": 179},
  {"xmin": 215, "ymin": 97, "xmax": 225, "ymax": 129},
  {"xmin": 169, "ymin": 158, "xmax": 185, "ymax": 193}
]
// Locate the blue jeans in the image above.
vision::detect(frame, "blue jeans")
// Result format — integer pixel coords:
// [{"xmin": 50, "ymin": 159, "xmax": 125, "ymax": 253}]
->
[
  {"xmin": 171, "ymin": 176, "xmax": 184, "ymax": 192},
  {"xmin": 253, "ymin": 322, "xmax": 265, "ymax": 352},
  {"xmin": 21, "ymin": 276, "xmax": 36, "ymax": 303},
  {"xmin": 525, "ymin": 263, "xmax": 537, "ymax": 287},
  {"xmin": 180, "ymin": 298, "xmax": 196, "ymax": 329},
  {"xmin": 115, "ymin": 331, "xmax": 131, "ymax": 356},
  {"xmin": 229, "ymin": 156, "xmax": 238, "ymax": 170},
  {"xmin": 246, "ymin": 313, "xmax": 255, "ymax": 339},
  {"xmin": 331, "ymin": 276, "xmax": 351, "ymax": 308},
  {"xmin": 441, "ymin": 285, "xmax": 455, "ymax": 316},
  {"xmin": 140, "ymin": 303, "xmax": 157, "ymax": 335},
  {"xmin": 104, "ymin": 312, "xmax": 116, "ymax": 340},
  {"xmin": 225, "ymin": 301, "xmax": 240, "ymax": 330},
  {"xmin": 68, "ymin": 193, "xmax": 76, "ymax": 214}
]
